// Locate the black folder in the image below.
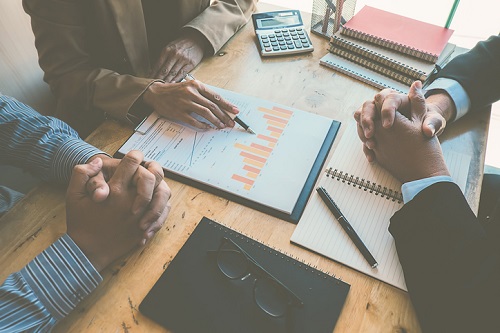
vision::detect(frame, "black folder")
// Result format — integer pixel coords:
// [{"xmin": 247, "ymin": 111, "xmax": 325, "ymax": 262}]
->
[{"xmin": 140, "ymin": 217, "xmax": 350, "ymax": 333}]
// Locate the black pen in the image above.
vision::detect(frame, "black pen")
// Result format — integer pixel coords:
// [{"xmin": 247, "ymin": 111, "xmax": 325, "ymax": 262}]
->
[
  {"xmin": 184, "ymin": 73, "xmax": 255, "ymax": 134},
  {"xmin": 316, "ymin": 187, "xmax": 378, "ymax": 269}
]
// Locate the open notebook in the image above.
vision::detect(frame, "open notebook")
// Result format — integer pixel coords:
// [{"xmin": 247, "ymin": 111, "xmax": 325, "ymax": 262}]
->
[{"xmin": 291, "ymin": 122, "xmax": 471, "ymax": 290}]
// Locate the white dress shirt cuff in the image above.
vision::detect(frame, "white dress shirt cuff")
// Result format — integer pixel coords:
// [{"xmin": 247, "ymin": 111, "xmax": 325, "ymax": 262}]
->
[
  {"xmin": 402, "ymin": 175, "xmax": 455, "ymax": 203},
  {"xmin": 426, "ymin": 78, "xmax": 471, "ymax": 121}
]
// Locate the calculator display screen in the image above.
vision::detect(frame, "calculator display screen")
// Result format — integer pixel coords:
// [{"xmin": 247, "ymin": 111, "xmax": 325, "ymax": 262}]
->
[{"xmin": 259, "ymin": 15, "xmax": 299, "ymax": 28}]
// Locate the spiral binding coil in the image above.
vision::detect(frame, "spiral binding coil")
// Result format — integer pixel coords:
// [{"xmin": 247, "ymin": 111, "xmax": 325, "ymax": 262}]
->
[
  {"xmin": 330, "ymin": 35, "xmax": 428, "ymax": 82},
  {"xmin": 325, "ymin": 167, "xmax": 403, "ymax": 203},
  {"xmin": 208, "ymin": 220, "xmax": 344, "ymax": 282},
  {"xmin": 341, "ymin": 27, "xmax": 438, "ymax": 63},
  {"xmin": 328, "ymin": 46, "xmax": 415, "ymax": 86},
  {"xmin": 320, "ymin": 57, "xmax": 405, "ymax": 93}
]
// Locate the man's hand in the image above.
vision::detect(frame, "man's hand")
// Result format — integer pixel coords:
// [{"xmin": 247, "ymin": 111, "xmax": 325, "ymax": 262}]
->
[
  {"xmin": 151, "ymin": 30, "xmax": 210, "ymax": 83},
  {"xmin": 354, "ymin": 81, "xmax": 453, "ymax": 162},
  {"xmin": 142, "ymin": 79, "xmax": 239, "ymax": 130},
  {"xmin": 85, "ymin": 154, "xmax": 170, "ymax": 238},
  {"xmin": 364, "ymin": 82, "xmax": 450, "ymax": 183},
  {"xmin": 66, "ymin": 151, "xmax": 171, "ymax": 271}
]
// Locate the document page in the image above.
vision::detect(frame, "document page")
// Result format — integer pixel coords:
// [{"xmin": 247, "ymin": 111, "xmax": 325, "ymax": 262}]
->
[{"xmin": 118, "ymin": 86, "xmax": 334, "ymax": 214}]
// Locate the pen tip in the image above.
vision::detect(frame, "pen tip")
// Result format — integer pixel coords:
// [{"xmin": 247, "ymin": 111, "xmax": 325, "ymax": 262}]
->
[{"xmin": 247, "ymin": 128, "xmax": 256, "ymax": 134}]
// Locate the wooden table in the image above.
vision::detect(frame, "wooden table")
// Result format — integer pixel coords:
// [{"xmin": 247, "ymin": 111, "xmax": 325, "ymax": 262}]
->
[{"xmin": 0, "ymin": 3, "xmax": 490, "ymax": 332}]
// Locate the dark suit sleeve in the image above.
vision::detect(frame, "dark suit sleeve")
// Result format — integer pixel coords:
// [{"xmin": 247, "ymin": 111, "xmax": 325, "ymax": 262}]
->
[
  {"xmin": 435, "ymin": 35, "xmax": 500, "ymax": 112},
  {"xmin": 389, "ymin": 182, "xmax": 500, "ymax": 333}
]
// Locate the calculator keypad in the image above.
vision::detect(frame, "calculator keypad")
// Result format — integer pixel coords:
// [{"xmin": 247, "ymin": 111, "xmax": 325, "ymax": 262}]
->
[{"xmin": 258, "ymin": 27, "xmax": 313, "ymax": 56}]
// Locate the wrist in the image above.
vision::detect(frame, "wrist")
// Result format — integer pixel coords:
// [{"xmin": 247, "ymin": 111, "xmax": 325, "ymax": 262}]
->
[
  {"xmin": 426, "ymin": 91, "xmax": 456, "ymax": 122},
  {"xmin": 180, "ymin": 28, "xmax": 212, "ymax": 55},
  {"xmin": 66, "ymin": 231, "xmax": 111, "ymax": 272}
]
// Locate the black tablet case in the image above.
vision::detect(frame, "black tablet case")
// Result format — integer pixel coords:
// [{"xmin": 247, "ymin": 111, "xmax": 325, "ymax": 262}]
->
[
  {"xmin": 115, "ymin": 121, "xmax": 340, "ymax": 224},
  {"xmin": 140, "ymin": 217, "xmax": 350, "ymax": 333}
]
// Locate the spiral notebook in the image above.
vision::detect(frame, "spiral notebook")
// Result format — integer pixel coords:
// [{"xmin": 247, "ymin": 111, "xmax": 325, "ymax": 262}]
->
[
  {"xmin": 341, "ymin": 6, "xmax": 454, "ymax": 63},
  {"xmin": 140, "ymin": 217, "xmax": 350, "ymax": 333},
  {"xmin": 291, "ymin": 122, "xmax": 471, "ymax": 290},
  {"xmin": 328, "ymin": 31, "xmax": 456, "ymax": 86},
  {"xmin": 320, "ymin": 52, "xmax": 410, "ymax": 93}
]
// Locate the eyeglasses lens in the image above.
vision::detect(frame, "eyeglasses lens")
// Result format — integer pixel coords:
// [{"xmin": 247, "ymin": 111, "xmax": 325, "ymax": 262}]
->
[
  {"xmin": 217, "ymin": 241, "xmax": 248, "ymax": 279},
  {"xmin": 217, "ymin": 239, "xmax": 290, "ymax": 317},
  {"xmin": 254, "ymin": 277, "xmax": 289, "ymax": 317}
]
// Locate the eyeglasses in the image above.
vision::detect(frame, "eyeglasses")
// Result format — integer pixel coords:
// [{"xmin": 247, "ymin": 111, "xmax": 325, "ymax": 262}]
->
[{"xmin": 209, "ymin": 237, "xmax": 303, "ymax": 318}]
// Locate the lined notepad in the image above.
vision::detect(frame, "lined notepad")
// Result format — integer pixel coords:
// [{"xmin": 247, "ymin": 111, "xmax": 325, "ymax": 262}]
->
[{"xmin": 291, "ymin": 122, "xmax": 471, "ymax": 290}]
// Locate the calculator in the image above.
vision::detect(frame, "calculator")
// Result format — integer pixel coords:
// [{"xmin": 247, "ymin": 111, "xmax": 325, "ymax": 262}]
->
[{"xmin": 252, "ymin": 10, "xmax": 314, "ymax": 57}]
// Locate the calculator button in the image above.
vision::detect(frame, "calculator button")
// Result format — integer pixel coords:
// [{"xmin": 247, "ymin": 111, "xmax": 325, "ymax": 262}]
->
[
  {"xmin": 289, "ymin": 28, "xmax": 295, "ymax": 32},
  {"xmin": 281, "ymin": 29, "xmax": 287, "ymax": 33},
  {"xmin": 261, "ymin": 35, "xmax": 268, "ymax": 40},
  {"xmin": 286, "ymin": 40, "xmax": 293, "ymax": 45},
  {"xmin": 263, "ymin": 42, "xmax": 270, "ymax": 47},
  {"xmin": 280, "ymin": 45, "xmax": 287, "ymax": 50},
  {"xmin": 294, "ymin": 41, "xmax": 302, "ymax": 48},
  {"xmin": 264, "ymin": 47, "xmax": 272, "ymax": 52},
  {"xmin": 273, "ymin": 46, "xmax": 280, "ymax": 51},
  {"xmin": 271, "ymin": 41, "xmax": 278, "ymax": 46},
  {"xmin": 274, "ymin": 30, "xmax": 280, "ymax": 34},
  {"xmin": 277, "ymin": 37, "xmax": 284, "ymax": 41},
  {"xmin": 279, "ymin": 41, "xmax": 285, "ymax": 46},
  {"xmin": 292, "ymin": 36, "xmax": 299, "ymax": 40},
  {"xmin": 296, "ymin": 28, "xmax": 303, "ymax": 32},
  {"xmin": 302, "ymin": 43, "xmax": 310, "ymax": 48},
  {"xmin": 287, "ymin": 45, "xmax": 294, "ymax": 49}
]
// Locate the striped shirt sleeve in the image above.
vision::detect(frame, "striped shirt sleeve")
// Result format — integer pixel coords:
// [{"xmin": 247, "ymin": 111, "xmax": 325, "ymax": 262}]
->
[
  {"xmin": 0, "ymin": 235, "xmax": 103, "ymax": 332},
  {"xmin": 0, "ymin": 94, "xmax": 107, "ymax": 331},
  {"xmin": 0, "ymin": 95, "xmax": 104, "ymax": 183}
]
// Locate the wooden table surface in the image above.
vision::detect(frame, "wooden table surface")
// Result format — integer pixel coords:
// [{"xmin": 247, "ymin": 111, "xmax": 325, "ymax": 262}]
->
[{"xmin": 0, "ymin": 3, "xmax": 490, "ymax": 332}]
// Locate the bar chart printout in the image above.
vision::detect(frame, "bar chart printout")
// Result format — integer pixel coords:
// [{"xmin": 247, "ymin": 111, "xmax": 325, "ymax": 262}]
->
[
  {"xmin": 232, "ymin": 105, "xmax": 293, "ymax": 191},
  {"xmin": 118, "ymin": 85, "xmax": 335, "ymax": 216}
]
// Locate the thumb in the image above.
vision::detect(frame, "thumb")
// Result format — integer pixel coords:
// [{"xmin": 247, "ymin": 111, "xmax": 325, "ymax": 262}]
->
[
  {"xmin": 67, "ymin": 158, "xmax": 103, "ymax": 198},
  {"xmin": 408, "ymin": 81, "xmax": 426, "ymax": 120}
]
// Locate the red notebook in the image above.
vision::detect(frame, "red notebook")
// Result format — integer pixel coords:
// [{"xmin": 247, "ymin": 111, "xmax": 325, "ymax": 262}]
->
[{"xmin": 341, "ymin": 6, "xmax": 454, "ymax": 63}]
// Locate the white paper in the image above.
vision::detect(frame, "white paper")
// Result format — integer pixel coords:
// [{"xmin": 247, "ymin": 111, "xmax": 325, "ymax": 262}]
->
[{"xmin": 119, "ymin": 86, "xmax": 334, "ymax": 214}]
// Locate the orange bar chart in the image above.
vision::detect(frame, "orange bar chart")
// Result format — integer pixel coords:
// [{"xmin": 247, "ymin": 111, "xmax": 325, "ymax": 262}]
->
[{"xmin": 231, "ymin": 105, "xmax": 294, "ymax": 191}]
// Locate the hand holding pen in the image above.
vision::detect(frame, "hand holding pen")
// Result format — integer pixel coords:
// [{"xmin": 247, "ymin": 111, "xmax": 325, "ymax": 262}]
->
[
  {"xmin": 142, "ymin": 72, "xmax": 252, "ymax": 132},
  {"xmin": 184, "ymin": 74, "xmax": 255, "ymax": 134}
]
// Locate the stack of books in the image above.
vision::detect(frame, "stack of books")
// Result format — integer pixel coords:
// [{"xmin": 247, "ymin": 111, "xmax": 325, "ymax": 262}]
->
[{"xmin": 320, "ymin": 6, "xmax": 455, "ymax": 92}]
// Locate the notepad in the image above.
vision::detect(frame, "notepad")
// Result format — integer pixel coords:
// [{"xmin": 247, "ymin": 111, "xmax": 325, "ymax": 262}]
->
[
  {"xmin": 116, "ymin": 85, "xmax": 340, "ymax": 223},
  {"xmin": 140, "ymin": 217, "xmax": 350, "ymax": 332},
  {"xmin": 291, "ymin": 121, "xmax": 471, "ymax": 290},
  {"xmin": 341, "ymin": 6, "xmax": 454, "ymax": 63}
]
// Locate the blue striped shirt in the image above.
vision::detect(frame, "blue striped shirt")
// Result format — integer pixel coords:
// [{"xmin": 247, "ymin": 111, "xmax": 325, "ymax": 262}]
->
[{"xmin": 0, "ymin": 95, "xmax": 104, "ymax": 332}]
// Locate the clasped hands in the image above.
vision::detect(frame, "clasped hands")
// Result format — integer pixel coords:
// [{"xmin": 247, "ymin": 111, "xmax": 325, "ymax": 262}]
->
[
  {"xmin": 66, "ymin": 150, "xmax": 171, "ymax": 272},
  {"xmin": 354, "ymin": 81, "xmax": 451, "ymax": 184},
  {"xmin": 144, "ymin": 30, "xmax": 240, "ymax": 131}
]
